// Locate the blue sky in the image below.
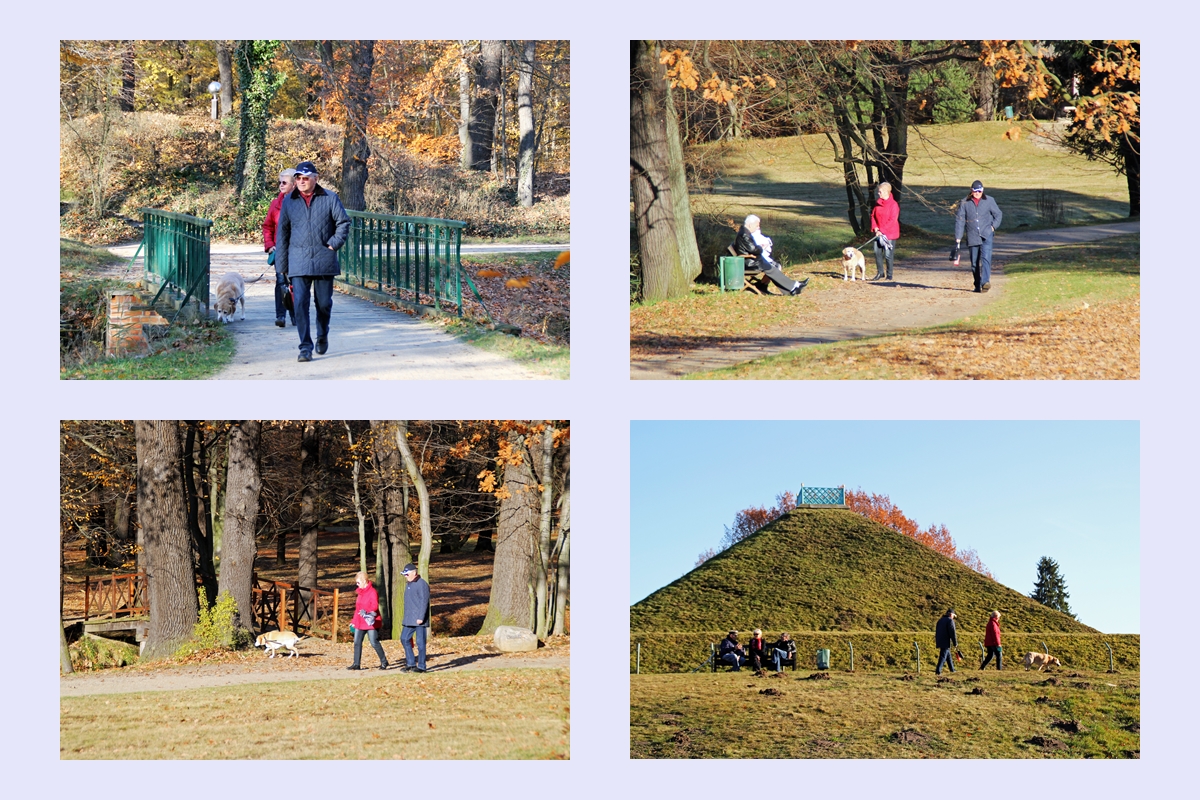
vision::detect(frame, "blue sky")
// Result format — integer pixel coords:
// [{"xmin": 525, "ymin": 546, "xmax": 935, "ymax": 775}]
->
[{"xmin": 630, "ymin": 421, "xmax": 1139, "ymax": 633}]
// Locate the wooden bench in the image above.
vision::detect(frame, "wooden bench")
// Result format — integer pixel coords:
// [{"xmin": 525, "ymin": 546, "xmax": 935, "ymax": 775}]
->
[
  {"xmin": 724, "ymin": 246, "xmax": 771, "ymax": 295},
  {"xmin": 710, "ymin": 642, "xmax": 797, "ymax": 672}
]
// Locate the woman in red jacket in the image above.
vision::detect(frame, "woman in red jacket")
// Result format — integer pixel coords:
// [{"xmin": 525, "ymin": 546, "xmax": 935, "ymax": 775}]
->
[
  {"xmin": 348, "ymin": 571, "xmax": 389, "ymax": 670},
  {"xmin": 980, "ymin": 610, "xmax": 1002, "ymax": 670},
  {"xmin": 870, "ymin": 182, "xmax": 901, "ymax": 281}
]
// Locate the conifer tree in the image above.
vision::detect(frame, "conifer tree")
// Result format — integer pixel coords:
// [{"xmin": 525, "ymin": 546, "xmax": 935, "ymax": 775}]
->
[{"xmin": 1030, "ymin": 556, "xmax": 1075, "ymax": 618}]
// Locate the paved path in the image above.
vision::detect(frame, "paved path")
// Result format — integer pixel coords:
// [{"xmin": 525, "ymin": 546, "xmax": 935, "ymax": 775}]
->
[
  {"xmin": 630, "ymin": 221, "xmax": 1139, "ymax": 380},
  {"xmin": 106, "ymin": 242, "xmax": 556, "ymax": 380}
]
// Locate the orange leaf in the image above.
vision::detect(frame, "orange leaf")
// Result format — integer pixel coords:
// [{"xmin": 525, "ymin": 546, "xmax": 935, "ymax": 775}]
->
[
  {"xmin": 506, "ymin": 277, "xmax": 532, "ymax": 289},
  {"xmin": 553, "ymin": 251, "xmax": 570, "ymax": 269},
  {"xmin": 477, "ymin": 269, "xmax": 503, "ymax": 278}
]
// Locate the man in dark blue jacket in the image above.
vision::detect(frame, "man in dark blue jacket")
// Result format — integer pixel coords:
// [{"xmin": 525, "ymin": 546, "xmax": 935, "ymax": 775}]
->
[
  {"xmin": 400, "ymin": 563, "xmax": 431, "ymax": 672},
  {"xmin": 935, "ymin": 609, "xmax": 958, "ymax": 674},
  {"xmin": 275, "ymin": 161, "xmax": 351, "ymax": 362},
  {"xmin": 954, "ymin": 180, "xmax": 1003, "ymax": 293}
]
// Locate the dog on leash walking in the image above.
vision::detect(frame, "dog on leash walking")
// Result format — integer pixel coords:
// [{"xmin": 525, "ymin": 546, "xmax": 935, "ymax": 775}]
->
[
  {"xmin": 842, "ymin": 247, "xmax": 867, "ymax": 281},
  {"xmin": 255, "ymin": 630, "xmax": 308, "ymax": 658},
  {"xmin": 214, "ymin": 272, "xmax": 265, "ymax": 323}
]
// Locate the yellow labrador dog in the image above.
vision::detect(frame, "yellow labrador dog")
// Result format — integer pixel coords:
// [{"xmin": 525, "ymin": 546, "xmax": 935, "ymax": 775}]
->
[
  {"xmin": 1023, "ymin": 652, "xmax": 1062, "ymax": 671},
  {"xmin": 255, "ymin": 630, "xmax": 307, "ymax": 658},
  {"xmin": 214, "ymin": 272, "xmax": 265, "ymax": 323},
  {"xmin": 841, "ymin": 247, "xmax": 866, "ymax": 281}
]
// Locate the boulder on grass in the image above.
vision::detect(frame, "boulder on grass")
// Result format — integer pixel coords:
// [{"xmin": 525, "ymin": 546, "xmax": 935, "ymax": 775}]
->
[{"xmin": 494, "ymin": 625, "xmax": 538, "ymax": 652}]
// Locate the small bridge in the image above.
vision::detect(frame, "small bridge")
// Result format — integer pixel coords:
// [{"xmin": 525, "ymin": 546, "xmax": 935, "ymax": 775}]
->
[{"xmin": 81, "ymin": 571, "xmax": 347, "ymax": 645}]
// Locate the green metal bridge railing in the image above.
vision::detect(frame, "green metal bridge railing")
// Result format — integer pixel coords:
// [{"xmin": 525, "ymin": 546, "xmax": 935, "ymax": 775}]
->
[
  {"xmin": 130, "ymin": 208, "xmax": 213, "ymax": 320},
  {"xmin": 340, "ymin": 211, "xmax": 490, "ymax": 320}
]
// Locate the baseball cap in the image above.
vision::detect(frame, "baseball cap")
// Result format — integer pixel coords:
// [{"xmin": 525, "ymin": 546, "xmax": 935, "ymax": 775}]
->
[
  {"xmin": 295, "ymin": 161, "xmax": 318, "ymax": 176},
  {"xmin": 970, "ymin": 180, "xmax": 984, "ymax": 191},
  {"xmin": 401, "ymin": 563, "xmax": 417, "ymax": 575}
]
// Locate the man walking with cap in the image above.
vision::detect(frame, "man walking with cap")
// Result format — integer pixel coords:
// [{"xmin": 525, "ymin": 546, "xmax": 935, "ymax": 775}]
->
[
  {"xmin": 954, "ymin": 180, "xmax": 1003, "ymax": 292},
  {"xmin": 400, "ymin": 563, "xmax": 430, "ymax": 672},
  {"xmin": 935, "ymin": 608, "xmax": 958, "ymax": 675},
  {"xmin": 262, "ymin": 167, "xmax": 296, "ymax": 327},
  {"xmin": 275, "ymin": 160, "xmax": 351, "ymax": 362}
]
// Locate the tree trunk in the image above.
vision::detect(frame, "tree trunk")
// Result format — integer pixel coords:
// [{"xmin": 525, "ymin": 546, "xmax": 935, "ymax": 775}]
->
[
  {"xmin": 631, "ymin": 40, "xmax": 688, "ymax": 303},
  {"xmin": 471, "ymin": 40, "xmax": 502, "ymax": 171},
  {"xmin": 479, "ymin": 431, "xmax": 538, "ymax": 635},
  {"xmin": 216, "ymin": 41, "xmax": 234, "ymax": 118},
  {"xmin": 975, "ymin": 59, "xmax": 997, "ymax": 121},
  {"xmin": 344, "ymin": 422, "xmax": 368, "ymax": 574},
  {"xmin": 297, "ymin": 421, "xmax": 320, "ymax": 590},
  {"xmin": 458, "ymin": 41, "xmax": 473, "ymax": 170},
  {"xmin": 183, "ymin": 422, "xmax": 217, "ymax": 607},
  {"xmin": 664, "ymin": 68, "xmax": 702, "ymax": 281},
  {"xmin": 234, "ymin": 40, "xmax": 283, "ymax": 204},
  {"xmin": 371, "ymin": 420, "xmax": 411, "ymax": 636},
  {"xmin": 1121, "ymin": 135, "xmax": 1139, "ymax": 217},
  {"xmin": 395, "ymin": 422, "xmax": 432, "ymax": 580},
  {"xmin": 61, "ymin": 622, "xmax": 74, "ymax": 674},
  {"xmin": 552, "ymin": 443, "xmax": 570, "ymax": 636},
  {"xmin": 534, "ymin": 422, "xmax": 553, "ymax": 639},
  {"xmin": 340, "ymin": 40, "xmax": 375, "ymax": 212},
  {"xmin": 118, "ymin": 41, "xmax": 135, "ymax": 112},
  {"xmin": 135, "ymin": 421, "xmax": 198, "ymax": 660},
  {"xmin": 517, "ymin": 40, "xmax": 536, "ymax": 207},
  {"xmin": 217, "ymin": 420, "xmax": 261, "ymax": 640}
]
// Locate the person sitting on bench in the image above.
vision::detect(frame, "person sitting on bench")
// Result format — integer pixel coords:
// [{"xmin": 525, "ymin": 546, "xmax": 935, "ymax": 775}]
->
[
  {"xmin": 748, "ymin": 629, "xmax": 768, "ymax": 670},
  {"xmin": 719, "ymin": 630, "xmax": 748, "ymax": 671},
  {"xmin": 731, "ymin": 214, "xmax": 808, "ymax": 296},
  {"xmin": 772, "ymin": 632, "xmax": 796, "ymax": 673}
]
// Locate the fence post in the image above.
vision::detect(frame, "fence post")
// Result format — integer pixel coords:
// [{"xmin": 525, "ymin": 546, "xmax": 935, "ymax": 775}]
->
[
  {"xmin": 1040, "ymin": 641, "xmax": 1048, "ymax": 655},
  {"xmin": 848, "ymin": 641, "xmax": 854, "ymax": 671},
  {"xmin": 84, "ymin": 575, "xmax": 90, "ymax": 620},
  {"xmin": 1104, "ymin": 641, "xmax": 1115, "ymax": 673},
  {"xmin": 914, "ymin": 641, "xmax": 920, "ymax": 675},
  {"xmin": 332, "ymin": 587, "xmax": 339, "ymax": 644},
  {"xmin": 636, "ymin": 642, "xmax": 641, "ymax": 675},
  {"xmin": 279, "ymin": 584, "xmax": 289, "ymax": 632}
]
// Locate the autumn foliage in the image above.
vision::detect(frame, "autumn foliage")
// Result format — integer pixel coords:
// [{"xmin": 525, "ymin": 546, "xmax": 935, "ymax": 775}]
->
[{"xmin": 700, "ymin": 487, "xmax": 991, "ymax": 578}]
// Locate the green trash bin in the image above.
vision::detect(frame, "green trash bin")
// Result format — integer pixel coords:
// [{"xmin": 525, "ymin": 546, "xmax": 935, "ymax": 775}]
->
[
  {"xmin": 719, "ymin": 256, "xmax": 745, "ymax": 291},
  {"xmin": 816, "ymin": 648, "xmax": 831, "ymax": 670}
]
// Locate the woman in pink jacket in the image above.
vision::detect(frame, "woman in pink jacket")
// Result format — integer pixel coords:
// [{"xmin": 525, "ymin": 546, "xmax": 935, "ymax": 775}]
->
[
  {"xmin": 870, "ymin": 182, "xmax": 901, "ymax": 281},
  {"xmin": 348, "ymin": 571, "xmax": 388, "ymax": 670},
  {"xmin": 980, "ymin": 610, "xmax": 1002, "ymax": 670}
]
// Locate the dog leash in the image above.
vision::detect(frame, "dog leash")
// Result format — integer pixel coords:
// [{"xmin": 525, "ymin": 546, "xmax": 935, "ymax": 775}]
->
[{"xmin": 853, "ymin": 233, "xmax": 881, "ymax": 251}]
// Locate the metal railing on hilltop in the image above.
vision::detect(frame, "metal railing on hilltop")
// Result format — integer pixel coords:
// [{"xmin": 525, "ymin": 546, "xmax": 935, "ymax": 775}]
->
[{"xmin": 798, "ymin": 485, "xmax": 847, "ymax": 506}]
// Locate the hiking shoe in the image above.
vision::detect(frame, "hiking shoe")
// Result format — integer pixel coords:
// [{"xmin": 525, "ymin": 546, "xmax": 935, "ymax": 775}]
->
[
  {"xmin": 378, "ymin": 663, "xmax": 389, "ymax": 671},
  {"xmin": 981, "ymin": 282, "xmax": 991, "ymax": 292},
  {"xmin": 316, "ymin": 338, "xmax": 328, "ymax": 355},
  {"xmin": 275, "ymin": 319, "xmax": 285, "ymax": 328},
  {"xmin": 298, "ymin": 352, "xmax": 312, "ymax": 362},
  {"xmin": 346, "ymin": 665, "xmax": 361, "ymax": 670}
]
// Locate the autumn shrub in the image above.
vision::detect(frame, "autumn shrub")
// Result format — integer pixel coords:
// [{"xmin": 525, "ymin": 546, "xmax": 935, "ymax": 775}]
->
[
  {"xmin": 178, "ymin": 588, "xmax": 250, "ymax": 656},
  {"xmin": 70, "ymin": 634, "xmax": 140, "ymax": 671}
]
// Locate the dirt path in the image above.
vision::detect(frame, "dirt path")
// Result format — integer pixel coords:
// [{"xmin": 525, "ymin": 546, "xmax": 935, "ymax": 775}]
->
[
  {"xmin": 61, "ymin": 639, "xmax": 569, "ymax": 697},
  {"xmin": 104, "ymin": 242, "xmax": 551, "ymax": 380},
  {"xmin": 630, "ymin": 221, "xmax": 1139, "ymax": 379}
]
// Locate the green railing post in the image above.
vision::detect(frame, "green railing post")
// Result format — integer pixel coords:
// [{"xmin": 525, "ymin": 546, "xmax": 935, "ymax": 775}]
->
[
  {"xmin": 848, "ymin": 640, "xmax": 854, "ymax": 671},
  {"xmin": 1104, "ymin": 641, "xmax": 1115, "ymax": 673},
  {"xmin": 914, "ymin": 641, "xmax": 920, "ymax": 675},
  {"xmin": 636, "ymin": 642, "xmax": 641, "ymax": 675}
]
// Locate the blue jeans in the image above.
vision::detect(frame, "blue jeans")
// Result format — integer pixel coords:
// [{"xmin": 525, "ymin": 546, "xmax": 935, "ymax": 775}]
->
[
  {"xmin": 721, "ymin": 652, "xmax": 746, "ymax": 670},
  {"xmin": 936, "ymin": 647, "xmax": 956, "ymax": 674},
  {"xmin": 291, "ymin": 276, "xmax": 334, "ymax": 356},
  {"xmin": 969, "ymin": 237, "xmax": 993, "ymax": 289},
  {"xmin": 773, "ymin": 648, "xmax": 791, "ymax": 672},
  {"xmin": 352, "ymin": 626, "xmax": 387, "ymax": 668},
  {"xmin": 402, "ymin": 624, "xmax": 427, "ymax": 670},
  {"xmin": 274, "ymin": 272, "xmax": 294, "ymax": 323}
]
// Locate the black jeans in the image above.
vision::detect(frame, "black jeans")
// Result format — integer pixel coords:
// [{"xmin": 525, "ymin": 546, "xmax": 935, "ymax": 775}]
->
[
  {"xmin": 873, "ymin": 239, "xmax": 894, "ymax": 279},
  {"xmin": 274, "ymin": 272, "xmax": 294, "ymax": 324},
  {"xmin": 980, "ymin": 645, "xmax": 1002, "ymax": 670},
  {"xmin": 291, "ymin": 276, "xmax": 334, "ymax": 356},
  {"xmin": 352, "ymin": 626, "xmax": 387, "ymax": 668}
]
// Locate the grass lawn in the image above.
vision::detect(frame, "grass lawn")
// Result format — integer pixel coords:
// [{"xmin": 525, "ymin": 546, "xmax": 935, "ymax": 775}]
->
[
  {"xmin": 630, "ymin": 669, "xmax": 1138, "ymax": 759},
  {"xmin": 692, "ymin": 234, "xmax": 1139, "ymax": 380},
  {"xmin": 62, "ymin": 668, "xmax": 570, "ymax": 759},
  {"xmin": 60, "ymin": 238, "xmax": 235, "ymax": 380}
]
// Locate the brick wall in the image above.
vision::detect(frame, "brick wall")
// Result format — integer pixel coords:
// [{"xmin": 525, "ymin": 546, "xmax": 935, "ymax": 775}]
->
[{"xmin": 106, "ymin": 292, "xmax": 169, "ymax": 356}]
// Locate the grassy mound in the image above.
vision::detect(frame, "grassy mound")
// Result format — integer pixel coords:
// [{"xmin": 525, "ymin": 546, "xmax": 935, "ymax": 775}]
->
[{"xmin": 631, "ymin": 508, "xmax": 1096, "ymax": 635}]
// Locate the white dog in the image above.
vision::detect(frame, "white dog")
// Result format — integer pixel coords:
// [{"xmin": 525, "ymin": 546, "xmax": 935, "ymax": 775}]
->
[
  {"xmin": 1023, "ymin": 652, "xmax": 1062, "ymax": 671},
  {"xmin": 842, "ymin": 247, "xmax": 866, "ymax": 281},
  {"xmin": 255, "ymin": 630, "xmax": 307, "ymax": 658},
  {"xmin": 213, "ymin": 272, "xmax": 265, "ymax": 323}
]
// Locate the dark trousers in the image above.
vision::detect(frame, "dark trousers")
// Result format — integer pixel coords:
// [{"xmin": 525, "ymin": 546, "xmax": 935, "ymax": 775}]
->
[
  {"xmin": 274, "ymin": 272, "xmax": 294, "ymax": 324},
  {"xmin": 352, "ymin": 627, "xmax": 387, "ymax": 667},
  {"xmin": 754, "ymin": 257, "xmax": 800, "ymax": 293},
  {"xmin": 936, "ymin": 647, "xmax": 957, "ymax": 674},
  {"xmin": 401, "ymin": 624, "xmax": 427, "ymax": 670},
  {"xmin": 873, "ymin": 239, "xmax": 894, "ymax": 279},
  {"xmin": 291, "ymin": 276, "xmax": 334, "ymax": 355},
  {"xmin": 980, "ymin": 645, "xmax": 1002, "ymax": 670},
  {"xmin": 969, "ymin": 238, "xmax": 994, "ymax": 289}
]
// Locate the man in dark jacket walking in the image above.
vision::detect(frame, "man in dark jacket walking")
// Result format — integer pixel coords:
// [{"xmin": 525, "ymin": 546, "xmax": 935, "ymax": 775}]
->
[
  {"xmin": 954, "ymin": 180, "xmax": 1003, "ymax": 293},
  {"xmin": 275, "ymin": 160, "xmax": 351, "ymax": 362},
  {"xmin": 935, "ymin": 609, "xmax": 958, "ymax": 674},
  {"xmin": 399, "ymin": 563, "xmax": 430, "ymax": 672}
]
